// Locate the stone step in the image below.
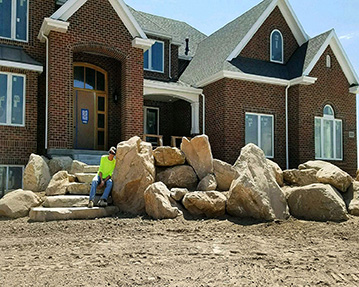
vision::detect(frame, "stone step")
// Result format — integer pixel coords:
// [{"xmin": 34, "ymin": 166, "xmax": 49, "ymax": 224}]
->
[
  {"xmin": 43, "ymin": 195, "xmax": 89, "ymax": 208},
  {"xmin": 84, "ymin": 165, "xmax": 99, "ymax": 173},
  {"xmin": 75, "ymin": 173, "xmax": 97, "ymax": 183},
  {"xmin": 29, "ymin": 206, "xmax": 118, "ymax": 222},
  {"xmin": 67, "ymin": 182, "xmax": 105, "ymax": 195},
  {"xmin": 75, "ymin": 155, "xmax": 103, "ymax": 165}
]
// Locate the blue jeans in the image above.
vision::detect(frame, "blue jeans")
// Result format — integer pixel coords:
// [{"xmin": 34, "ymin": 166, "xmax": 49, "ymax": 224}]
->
[{"xmin": 89, "ymin": 175, "xmax": 113, "ymax": 201}]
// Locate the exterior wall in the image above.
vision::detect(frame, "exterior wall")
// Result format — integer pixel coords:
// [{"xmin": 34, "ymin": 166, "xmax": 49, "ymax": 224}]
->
[
  {"xmin": 240, "ymin": 6, "xmax": 299, "ymax": 63},
  {"xmin": 288, "ymin": 46, "xmax": 357, "ymax": 175}
]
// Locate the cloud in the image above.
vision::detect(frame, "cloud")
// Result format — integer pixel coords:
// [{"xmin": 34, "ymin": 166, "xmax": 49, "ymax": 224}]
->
[{"xmin": 339, "ymin": 32, "xmax": 359, "ymax": 40}]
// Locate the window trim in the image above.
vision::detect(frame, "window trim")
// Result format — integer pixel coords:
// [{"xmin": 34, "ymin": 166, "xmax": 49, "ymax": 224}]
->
[
  {"xmin": 144, "ymin": 40, "xmax": 165, "ymax": 73},
  {"xmin": 245, "ymin": 112, "xmax": 275, "ymax": 158},
  {"xmin": 144, "ymin": 106, "xmax": 160, "ymax": 135},
  {"xmin": 326, "ymin": 55, "xmax": 331, "ymax": 68},
  {"xmin": 0, "ymin": 0, "xmax": 29, "ymax": 42},
  {"xmin": 270, "ymin": 29, "xmax": 284, "ymax": 64},
  {"xmin": 0, "ymin": 164, "xmax": 24, "ymax": 197},
  {"xmin": 0, "ymin": 71, "xmax": 26, "ymax": 127}
]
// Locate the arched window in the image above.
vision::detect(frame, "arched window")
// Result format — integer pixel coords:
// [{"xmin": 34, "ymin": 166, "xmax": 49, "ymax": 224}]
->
[
  {"xmin": 270, "ymin": 29, "xmax": 283, "ymax": 63},
  {"xmin": 326, "ymin": 55, "xmax": 331, "ymax": 68},
  {"xmin": 315, "ymin": 105, "xmax": 342, "ymax": 160}
]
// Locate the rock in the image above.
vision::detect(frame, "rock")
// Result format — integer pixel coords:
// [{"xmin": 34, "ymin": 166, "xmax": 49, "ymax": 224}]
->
[
  {"xmin": 45, "ymin": 171, "xmax": 71, "ymax": 196},
  {"xmin": 0, "ymin": 189, "xmax": 41, "ymax": 218},
  {"xmin": 283, "ymin": 169, "xmax": 318, "ymax": 186},
  {"xmin": 182, "ymin": 191, "xmax": 226, "ymax": 218},
  {"xmin": 70, "ymin": 160, "xmax": 86, "ymax": 174},
  {"xmin": 316, "ymin": 165, "xmax": 353, "ymax": 192},
  {"xmin": 153, "ymin": 146, "xmax": 186, "ymax": 167},
  {"xmin": 67, "ymin": 183, "xmax": 91, "ymax": 195},
  {"xmin": 144, "ymin": 182, "xmax": 182, "ymax": 219},
  {"xmin": 349, "ymin": 199, "xmax": 359, "ymax": 216},
  {"xmin": 356, "ymin": 170, "xmax": 359, "ymax": 181},
  {"xmin": 112, "ymin": 136, "xmax": 155, "ymax": 215},
  {"xmin": 180, "ymin": 135, "xmax": 213, "ymax": 180},
  {"xmin": 213, "ymin": 159, "xmax": 238, "ymax": 191},
  {"xmin": 197, "ymin": 174, "xmax": 217, "ymax": 191},
  {"xmin": 42, "ymin": 195, "xmax": 89, "ymax": 208},
  {"xmin": 267, "ymin": 159, "xmax": 284, "ymax": 187},
  {"xmin": 75, "ymin": 173, "xmax": 97, "ymax": 184},
  {"xmin": 84, "ymin": 165, "xmax": 99, "ymax": 173},
  {"xmin": 228, "ymin": 144, "xmax": 289, "ymax": 220},
  {"xmin": 286, "ymin": 183, "xmax": 348, "ymax": 221},
  {"xmin": 41, "ymin": 156, "xmax": 50, "ymax": 164},
  {"xmin": 298, "ymin": 160, "xmax": 332, "ymax": 171},
  {"xmin": 170, "ymin": 188, "xmax": 189, "ymax": 201},
  {"xmin": 23, "ymin": 154, "xmax": 51, "ymax": 192},
  {"xmin": 48, "ymin": 156, "xmax": 73, "ymax": 176},
  {"xmin": 156, "ymin": 165, "xmax": 198, "ymax": 190},
  {"xmin": 346, "ymin": 181, "xmax": 359, "ymax": 215},
  {"xmin": 68, "ymin": 174, "xmax": 77, "ymax": 182}
]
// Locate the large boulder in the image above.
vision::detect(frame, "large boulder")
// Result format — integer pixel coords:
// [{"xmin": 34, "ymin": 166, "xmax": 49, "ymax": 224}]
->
[
  {"xmin": 213, "ymin": 159, "xmax": 238, "ymax": 191},
  {"xmin": 347, "ymin": 181, "xmax": 359, "ymax": 216},
  {"xmin": 286, "ymin": 184, "xmax": 348, "ymax": 221},
  {"xmin": 298, "ymin": 160, "xmax": 332, "ymax": 171},
  {"xmin": 180, "ymin": 135, "xmax": 213, "ymax": 180},
  {"xmin": 48, "ymin": 156, "xmax": 73, "ymax": 176},
  {"xmin": 153, "ymin": 146, "xmax": 185, "ymax": 167},
  {"xmin": 182, "ymin": 191, "xmax": 226, "ymax": 218},
  {"xmin": 267, "ymin": 159, "xmax": 284, "ymax": 187},
  {"xmin": 144, "ymin": 182, "xmax": 182, "ymax": 219},
  {"xmin": 170, "ymin": 188, "xmax": 189, "ymax": 201},
  {"xmin": 23, "ymin": 154, "xmax": 51, "ymax": 192},
  {"xmin": 112, "ymin": 136, "xmax": 155, "ymax": 215},
  {"xmin": 0, "ymin": 189, "xmax": 41, "ymax": 218},
  {"xmin": 316, "ymin": 165, "xmax": 353, "ymax": 193},
  {"xmin": 283, "ymin": 169, "xmax": 318, "ymax": 186},
  {"xmin": 45, "ymin": 171, "xmax": 70, "ymax": 196},
  {"xmin": 156, "ymin": 165, "xmax": 198, "ymax": 190},
  {"xmin": 228, "ymin": 144, "xmax": 289, "ymax": 220},
  {"xmin": 197, "ymin": 174, "xmax": 217, "ymax": 191}
]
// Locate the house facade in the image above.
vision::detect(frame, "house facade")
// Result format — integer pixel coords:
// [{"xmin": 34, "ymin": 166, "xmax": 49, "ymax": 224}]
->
[{"xmin": 0, "ymin": 0, "xmax": 358, "ymax": 196}]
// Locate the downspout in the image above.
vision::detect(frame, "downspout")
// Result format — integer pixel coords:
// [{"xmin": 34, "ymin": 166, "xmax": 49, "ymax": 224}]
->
[
  {"xmin": 285, "ymin": 83, "xmax": 291, "ymax": 170},
  {"xmin": 42, "ymin": 33, "xmax": 49, "ymax": 150},
  {"xmin": 201, "ymin": 93, "xmax": 206, "ymax": 134}
]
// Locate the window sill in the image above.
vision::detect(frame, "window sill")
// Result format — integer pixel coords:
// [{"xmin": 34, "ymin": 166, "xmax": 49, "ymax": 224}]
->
[
  {"xmin": 0, "ymin": 123, "xmax": 25, "ymax": 127},
  {"xmin": 144, "ymin": 68, "xmax": 164, "ymax": 74},
  {"xmin": 0, "ymin": 36, "xmax": 28, "ymax": 43},
  {"xmin": 315, "ymin": 157, "xmax": 343, "ymax": 161}
]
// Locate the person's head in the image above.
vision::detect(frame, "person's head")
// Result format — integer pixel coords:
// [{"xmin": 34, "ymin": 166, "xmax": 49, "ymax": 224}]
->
[{"xmin": 108, "ymin": 146, "xmax": 116, "ymax": 159}]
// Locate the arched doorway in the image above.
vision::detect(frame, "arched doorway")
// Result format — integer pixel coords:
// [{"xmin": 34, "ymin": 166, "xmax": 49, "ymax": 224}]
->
[{"xmin": 73, "ymin": 63, "xmax": 108, "ymax": 150}]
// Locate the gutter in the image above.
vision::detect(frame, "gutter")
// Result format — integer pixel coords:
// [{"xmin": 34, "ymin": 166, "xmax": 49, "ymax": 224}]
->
[
  {"xmin": 285, "ymin": 83, "xmax": 291, "ymax": 170},
  {"xmin": 201, "ymin": 93, "xmax": 206, "ymax": 134},
  {"xmin": 42, "ymin": 33, "xmax": 49, "ymax": 150}
]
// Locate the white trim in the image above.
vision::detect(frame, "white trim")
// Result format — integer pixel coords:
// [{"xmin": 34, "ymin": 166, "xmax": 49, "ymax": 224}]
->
[
  {"xmin": 144, "ymin": 106, "xmax": 160, "ymax": 136},
  {"xmin": 350, "ymin": 86, "xmax": 359, "ymax": 94},
  {"xmin": 0, "ymin": 60, "xmax": 43, "ymax": 73},
  {"xmin": 143, "ymin": 29, "xmax": 183, "ymax": 46},
  {"xmin": 132, "ymin": 38, "xmax": 155, "ymax": 51},
  {"xmin": 38, "ymin": 18, "xmax": 70, "ymax": 42},
  {"xmin": 323, "ymin": 104, "xmax": 334, "ymax": 117},
  {"xmin": 144, "ymin": 40, "xmax": 165, "ymax": 73},
  {"xmin": 270, "ymin": 29, "xmax": 284, "ymax": 64},
  {"xmin": 326, "ymin": 55, "xmax": 331, "ymax": 68}
]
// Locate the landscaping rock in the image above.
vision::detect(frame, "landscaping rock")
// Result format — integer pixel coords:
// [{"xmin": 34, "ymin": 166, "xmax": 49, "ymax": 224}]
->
[
  {"xmin": 283, "ymin": 169, "xmax": 318, "ymax": 186},
  {"xmin": 197, "ymin": 174, "xmax": 217, "ymax": 191},
  {"xmin": 182, "ymin": 191, "xmax": 226, "ymax": 218},
  {"xmin": 75, "ymin": 173, "xmax": 96, "ymax": 184},
  {"xmin": 0, "ymin": 189, "xmax": 41, "ymax": 218},
  {"xmin": 112, "ymin": 136, "xmax": 155, "ymax": 215},
  {"xmin": 67, "ymin": 183, "xmax": 91, "ymax": 195},
  {"xmin": 316, "ymin": 165, "xmax": 353, "ymax": 192},
  {"xmin": 84, "ymin": 165, "xmax": 99, "ymax": 173},
  {"xmin": 153, "ymin": 146, "xmax": 186, "ymax": 167},
  {"xmin": 286, "ymin": 183, "xmax": 348, "ymax": 221},
  {"xmin": 42, "ymin": 195, "xmax": 89, "ymax": 208},
  {"xmin": 48, "ymin": 156, "xmax": 73, "ymax": 176},
  {"xmin": 70, "ymin": 160, "xmax": 86, "ymax": 174},
  {"xmin": 46, "ymin": 171, "xmax": 71, "ymax": 196},
  {"xmin": 349, "ymin": 199, "xmax": 359, "ymax": 216},
  {"xmin": 68, "ymin": 174, "xmax": 77, "ymax": 182},
  {"xmin": 156, "ymin": 165, "xmax": 198, "ymax": 190},
  {"xmin": 170, "ymin": 188, "xmax": 189, "ymax": 201},
  {"xmin": 213, "ymin": 159, "xmax": 238, "ymax": 191},
  {"xmin": 180, "ymin": 135, "xmax": 213, "ymax": 180},
  {"xmin": 228, "ymin": 144, "xmax": 289, "ymax": 220},
  {"xmin": 298, "ymin": 160, "xmax": 332, "ymax": 171},
  {"xmin": 267, "ymin": 159, "xmax": 284, "ymax": 187},
  {"xmin": 23, "ymin": 154, "xmax": 51, "ymax": 192}
]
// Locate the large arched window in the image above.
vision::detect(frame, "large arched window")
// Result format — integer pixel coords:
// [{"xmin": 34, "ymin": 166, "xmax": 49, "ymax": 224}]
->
[
  {"xmin": 270, "ymin": 29, "xmax": 283, "ymax": 63},
  {"xmin": 315, "ymin": 105, "xmax": 342, "ymax": 160}
]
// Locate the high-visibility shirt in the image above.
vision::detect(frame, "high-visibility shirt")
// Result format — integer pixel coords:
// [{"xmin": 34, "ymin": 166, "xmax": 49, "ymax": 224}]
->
[{"xmin": 98, "ymin": 155, "xmax": 116, "ymax": 179}]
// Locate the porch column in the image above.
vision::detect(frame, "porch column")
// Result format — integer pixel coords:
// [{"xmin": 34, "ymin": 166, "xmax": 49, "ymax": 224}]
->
[{"xmin": 191, "ymin": 101, "xmax": 200, "ymax": 134}]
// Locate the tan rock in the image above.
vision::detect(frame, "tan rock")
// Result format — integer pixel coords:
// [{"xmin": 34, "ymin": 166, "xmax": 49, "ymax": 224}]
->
[
  {"xmin": 68, "ymin": 174, "xmax": 77, "ymax": 182},
  {"xmin": 42, "ymin": 195, "xmax": 89, "ymax": 208},
  {"xmin": 316, "ymin": 165, "xmax": 353, "ymax": 192},
  {"xmin": 298, "ymin": 160, "xmax": 332, "ymax": 171},
  {"xmin": 182, "ymin": 191, "xmax": 226, "ymax": 218},
  {"xmin": 46, "ymin": 171, "xmax": 70, "ymax": 196},
  {"xmin": 156, "ymin": 165, "xmax": 198, "ymax": 190},
  {"xmin": 197, "ymin": 174, "xmax": 217, "ymax": 191},
  {"xmin": 349, "ymin": 199, "xmax": 359, "ymax": 216},
  {"xmin": 170, "ymin": 188, "xmax": 189, "ymax": 201},
  {"xmin": 228, "ymin": 144, "xmax": 289, "ymax": 220},
  {"xmin": 213, "ymin": 159, "xmax": 238, "ymax": 191},
  {"xmin": 112, "ymin": 136, "xmax": 155, "ymax": 215},
  {"xmin": 153, "ymin": 146, "xmax": 186, "ymax": 167},
  {"xmin": 267, "ymin": 159, "xmax": 284, "ymax": 187},
  {"xmin": 287, "ymin": 183, "xmax": 348, "ymax": 221},
  {"xmin": 70, "ymin": 160, "xmax": 86, "ymax": 174},
  {"xmin": 0, "ymin": 189, "xmax": 41, "ymax": 218},
  {"xmin": 48, "ymin": 156, "xmax": 73, "ymax": 176},
  {"xmin": 84, "ymin": 165, "xmax": 99, "ymax": 173},
  {"xmin": 283, "ymin": 169, "xmax": 318, "ymax": 186},
  {"xmin": 180, "ymin": 135, "xmax": 213, "ymax": 180},
  {"xmin": 23, "ymin": 154, "xmax": 51, "ymax": 192},
  {"xmin": 75, "ymin": 173, "xmax": 97, "ymax": 184},
  {"xmin": 67, "ymin": 183, "xmax": 91, "ymax": 195}
]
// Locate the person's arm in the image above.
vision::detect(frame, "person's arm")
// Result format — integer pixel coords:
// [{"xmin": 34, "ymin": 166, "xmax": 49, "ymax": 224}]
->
[
  {"xmin": 103, "ymin": 175, "xmax": 111, "ymax": 182},
  {"xmin": 98, "ymin": 157, "xmax": 105, "ymax": 187}
]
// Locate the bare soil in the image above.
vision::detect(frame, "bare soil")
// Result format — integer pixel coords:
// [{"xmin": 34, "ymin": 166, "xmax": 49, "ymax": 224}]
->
[{"xmin": 1, "ymin": 213, "xmax": 359, "ymax": 287}]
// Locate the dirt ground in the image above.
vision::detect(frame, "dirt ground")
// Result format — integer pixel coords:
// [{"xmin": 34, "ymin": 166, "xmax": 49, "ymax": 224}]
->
[{"xmin": 1, "ymin": 213, "xmax": 359, "ymax": 287}]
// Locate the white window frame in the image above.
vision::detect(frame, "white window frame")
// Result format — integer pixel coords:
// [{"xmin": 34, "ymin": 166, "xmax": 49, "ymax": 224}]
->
[
  {"xmin": 270, "ymin": 29, "xmax": 284, "ymax": 64},
  {"xmin": 0, "ymin": 165, "xmax": 24, "ymax": 197},
  {"xmin": 315, "ymin": 106, "xmax": 343, "ymax": 161},
  {"xmin": 326, "ymin": 55, "xmax": 331, "ymax": 68},
  {"xmin": 144, "ymin": 40, "xmax": 165, "ymax": 73},
  {"xmin": 144, "ymin": 106, "xmax": 160, "ymax": 135},
  {"xmin": 0, "ymin": 72, "xmax": 26, "ymax": 127},
  {"xmin": 245, "ymin": 112, "xmax": 275, "ymax": 158},
  {"xmin": 0, "ymin": 0, "xmax": 29, "ymax": 42}
]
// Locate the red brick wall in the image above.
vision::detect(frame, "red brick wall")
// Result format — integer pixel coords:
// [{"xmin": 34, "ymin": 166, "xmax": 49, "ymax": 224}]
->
[{"xmin": 240, "ymin": 6, "xmax": 299, "ymax": 63}]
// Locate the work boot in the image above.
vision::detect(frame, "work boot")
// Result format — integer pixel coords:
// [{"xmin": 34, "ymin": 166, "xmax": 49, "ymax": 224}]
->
[
  {"xmin": 98, "ymin": 199, "xmax": 107, "ymax": 207},
  {"xmin": 88, "ymin": 200, "xmax": 94, "ymax": 208}
]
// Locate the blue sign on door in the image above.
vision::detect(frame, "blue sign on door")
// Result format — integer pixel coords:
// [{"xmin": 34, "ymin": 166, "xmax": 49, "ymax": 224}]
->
[{"xmin": 81, "ymin": 109, "xmax": 89, "ymax": 124}]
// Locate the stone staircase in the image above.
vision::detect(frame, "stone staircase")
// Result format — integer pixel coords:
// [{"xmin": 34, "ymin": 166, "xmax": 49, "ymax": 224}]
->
[{"xmin": 29, "ymin": 164, "xmax": 118, "ymax": 222}]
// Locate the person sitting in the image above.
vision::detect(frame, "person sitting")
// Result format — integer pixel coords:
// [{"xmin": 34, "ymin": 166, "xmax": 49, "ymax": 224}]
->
[{"xmin": 88, "ymin": 146, "xmax": 117, "ymax": 208}]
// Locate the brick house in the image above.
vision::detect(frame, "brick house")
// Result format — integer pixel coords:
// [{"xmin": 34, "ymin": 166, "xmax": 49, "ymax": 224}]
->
[{"xmin": 0, "ymin": 0, "xmax": 358, "ymax": 196}]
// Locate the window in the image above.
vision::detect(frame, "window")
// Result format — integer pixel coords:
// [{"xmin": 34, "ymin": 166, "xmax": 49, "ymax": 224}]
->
[
  {"xmin": 270, "ymin": 29, "xmax": 283, "ymax": 63},
  {"xmin": 144, "ymin": 106, "xmax": 160, "ymax": 144},
  {"xmin": 0, "ymin": 72, "xmax": 26, "ymax": 126},
  {"xmin": 73, "ymin": 66, "xmax": 105, "ymax": 91},
  {"xmin": 0, "ymin": 165, "xmax": 24, "ymax": 198},
  {"xmin": 0, "ymin": 0, "xmax": 28, "ymax": 41},
  {"xmin": 144, "ymin": 41, "xmax": 164, "ymax": 73},
  {"xmin": 315, "ymin": 105, "xmax": 342, "ymax": 160},
  {"xmin": 245, "ymin": 113, "xmax": 274, "ymax": 158},
  {"xmin": 326, "ymin": 55, "xmax": 331, "ymax": 68}
]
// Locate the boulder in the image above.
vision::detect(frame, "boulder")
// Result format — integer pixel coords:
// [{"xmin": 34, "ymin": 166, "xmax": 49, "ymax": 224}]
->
[
  {"xmin": 197, "ymin": 174, "xmax": 217, "ymax": 191},
  {"xmin": 286, "ymin": 183, "xmax": 348, "ymax": 221},
  {"xmin": 267, "ymin": 159, "xmax": 284, "ymax": 187},
  {"xmin": 346, "ymin": 181, "xmax": 359, "ymax": 216},
  {"xmin": 75, "ymin": 173, "xmax": 96, "ymax": 184},
  {"xmin": 153, "ymin": 146, "xmax": 186, "ymax": 167},
  {"xmin": 144, "ymin": 182, "xmax": 182, "ymax": 219},
  {"xmin": 70, "ymin": 160, "xmax": 86, "ymax": 174},
  {"xmin": 228, "ymin": 144, "xmax": 289, "ymax": 220},
  {"xmin": 68, "ymin": 174, "xmax": 77, "ymax": 182},
  {"xmin": 23, "ymin": 154, "xmax": 51, "ymax": 192},
  {"xmin": 180, "ymin": 135, "xmax": 213, "ymax": 180},
  {"xmin": 45, "ymin": 171, "xmax": 70, "ymax": 196},
  {"xmin": 42, "ymin": 195, "xmax": 89, "ymax": 208},
  {"xmin": 83, "ymin": 165, "xmax": 99, "ymax": 173},
  {"xmin": 0, "ymin": 189, "xmax": 41, "ymax": 218},
  {"xmin": 156, "ymin": 165, "xmax": 198, "ymax": 190},
  {"xmin": 182, "ymin": 191, "xmax": 226, "ymax": 218},
  {"xmin": 283, "ymin": 169, "xmax": 318, "ymax": 186},
  {"xmin": 112, "ymin": 136, "xmax": 155, "ymax": 215},
  {"xmin": 48, "ymin": 156, "xmax": 73, "ymax": 176},
  {"xmin": 316, "ymin": 165, "xmax": 353, "ymax": 192},
  {"xmin": 213, "ymin": 159, "xmax": 238, "ymax": 191},
  {"xmin": 170, "ymin": 188, "xmax": 189, "ymax": 201},
  {"xmin": 67, "ymin": 183, "xmax": 91, "ymax": 195},
  {"xmin": 356, "ymin": 170, "xmax": 359, "ymax": 181},
  {"xmin": 349, "ymin": 199, "xmax": 359, "ymax": 216},
  {"xmin": 298, "ymin": 160, "xmax": 332, "ymax": 171}
]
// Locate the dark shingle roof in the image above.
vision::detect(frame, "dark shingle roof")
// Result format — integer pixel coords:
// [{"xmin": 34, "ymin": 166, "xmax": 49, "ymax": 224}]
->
[{"xmin": 0, "ymin": 45, "xmax": 42, "ymax": 66}]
